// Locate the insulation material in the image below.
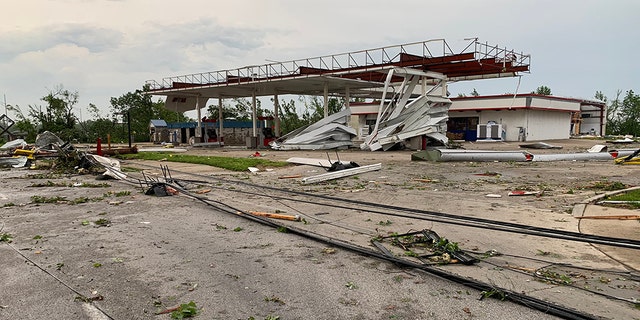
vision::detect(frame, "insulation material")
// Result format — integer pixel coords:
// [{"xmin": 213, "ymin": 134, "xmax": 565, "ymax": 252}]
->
[{"xmin": 270, "ymin": 109, "xmax": 356, "ymax": 150}]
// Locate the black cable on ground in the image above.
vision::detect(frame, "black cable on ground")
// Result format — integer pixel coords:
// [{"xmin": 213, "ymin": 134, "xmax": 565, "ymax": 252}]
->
[
  {"xmin": 4, "ymin": 242, "xmax": 116, "ymax": 320},
  {"xmin": 110, "ymin": 161, "xmax": 618, "ymax": 319},
  {"xmin": 199, "ymin": 180, "xmax": 640, "ymax": 250},
  {"xmin": 166, "ymin": 181, "xmax": 598, "ymax": 320}
]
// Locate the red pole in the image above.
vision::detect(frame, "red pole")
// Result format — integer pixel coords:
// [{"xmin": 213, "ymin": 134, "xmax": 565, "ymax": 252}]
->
[{"xmin": 97, "ymin": 138, "xmax": 102, "ymax": 156}]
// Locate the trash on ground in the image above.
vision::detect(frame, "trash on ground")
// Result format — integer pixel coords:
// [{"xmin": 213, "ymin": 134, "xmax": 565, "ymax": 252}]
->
[{"xmin": 508, "ymin": 190, "xmax": 540, "ymax": 196}]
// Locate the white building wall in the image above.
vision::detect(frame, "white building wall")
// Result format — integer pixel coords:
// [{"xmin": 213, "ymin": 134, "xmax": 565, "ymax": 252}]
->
[{"xmin": 525, "ymin": 110, "xmax": 571, "ymax": 140}]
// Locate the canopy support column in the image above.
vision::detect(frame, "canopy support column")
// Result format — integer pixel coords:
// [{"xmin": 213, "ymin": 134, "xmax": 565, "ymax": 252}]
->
[
  {"xmin": 195, "ymin": 95, "xmax": 202, "ymax": 143},
  {"xmin": 252, "ymin": 92, "xmax": 257, "ymax": 138},
  {"xmin": 218, "ymin": 98, "xmax": 224, "ymax": 143},
  {"xmin": 323, "ymin": 82, "xmax": 329, "ymax": 118},
  {"xmin": 274, "ymin": 93, "xmax": 280, "ymax": 137}
]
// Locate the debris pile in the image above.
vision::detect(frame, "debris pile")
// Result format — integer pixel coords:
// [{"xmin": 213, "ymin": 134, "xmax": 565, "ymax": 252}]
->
[
  {"xmin": 270, "ymin": 109, "xmax": 355, "ymax": 150},
  {"xmin": 362, "ymin": 68, "xmax": 451, "ymax": 151}
]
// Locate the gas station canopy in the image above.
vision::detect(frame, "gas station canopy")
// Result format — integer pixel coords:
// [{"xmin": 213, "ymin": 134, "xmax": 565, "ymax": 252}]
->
[{"xmin": 145, "ymin": 38, "xmax": 530, "ymax": 107}]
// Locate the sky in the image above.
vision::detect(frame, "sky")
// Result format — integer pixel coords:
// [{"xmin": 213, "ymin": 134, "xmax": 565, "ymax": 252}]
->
[{"xmin": 1, "ymin": 0, "xmax": 639, "ymax": 120}]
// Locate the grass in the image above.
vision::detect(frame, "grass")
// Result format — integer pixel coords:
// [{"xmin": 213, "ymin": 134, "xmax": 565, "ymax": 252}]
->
[
  {"xmin": 606, "ymin": 189, "xmax": 640, "ymax": 201},
  {"xmin": 117, "ymin": 152, "xmax": 290, "ymax": 172}
]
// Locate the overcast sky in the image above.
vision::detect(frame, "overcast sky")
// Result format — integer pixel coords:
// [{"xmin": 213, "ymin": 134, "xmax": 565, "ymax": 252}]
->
[{"xmin": 2, "ymin": 0, "xmax": 638, "ymax": 119}]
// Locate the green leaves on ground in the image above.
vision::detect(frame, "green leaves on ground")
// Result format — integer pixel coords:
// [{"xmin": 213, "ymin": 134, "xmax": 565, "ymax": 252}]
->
[{"xmin": 170, "ymin": 301, "xmax": 199, "ymax": 319}]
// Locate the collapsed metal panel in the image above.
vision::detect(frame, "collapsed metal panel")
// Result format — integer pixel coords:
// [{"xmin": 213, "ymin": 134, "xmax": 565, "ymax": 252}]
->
[
  {"xmin": 269, "ymin": 109, "xmax": 356, "ymax": 150},
  {"xmin": 361, "ymin": 68, "xmax": 451, "ymax": 151}
]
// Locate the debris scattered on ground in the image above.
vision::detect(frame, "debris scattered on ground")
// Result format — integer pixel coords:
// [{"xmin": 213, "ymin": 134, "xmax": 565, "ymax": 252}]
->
[
  {"xmin": 361, "ymin": 68, "xmax": 450, "ymax": 151},
  {"xmin": 508, "ymin": 190, "xmax": 541, "ymax": 196},
  {"xmin": 270, "ymin": 109, "xmax": 355, "ymax": 150},
  {"xmin": 519, "ymin": 142, "xmax": 563, "ymax": 149},
  {"xmin": 301, "ymin": 163, "xmax": 382, "ymax": 184},
  {"xmin": 241, "ymin": 211, "xmax": 301, "ymax": 221}
]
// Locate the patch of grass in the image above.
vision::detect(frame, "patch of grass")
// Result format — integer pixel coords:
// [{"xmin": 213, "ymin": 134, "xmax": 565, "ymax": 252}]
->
[
  {"xmin": 480, "ymin": 289, "xmax": 506, "ymax": 301},
  {"xmin": 118, "ymin": 153, "xmax": 289, "ymax": 172},
  {"xmin": 2, "ymin": 202, "xmax": 15, "ymax": 208},
  {"xmin": 28, "ymin": 180, "xmax": 68, "ymax": 187},
  {"xmin": 582, "ymin": 180, "xmax": 627, "ymax": 191},
  {"xmin": 32, "ymin": 235, "xmax": 42, "ymax": 240},
  {"xmin": 233, "ymin": 227, "xmax": 243, "ymax": 232},
  {"xmin": 77, "ymin": 182, "xmax": 111, "ymax": 188},
  {"xmin": 24, "ymin": 173, "xmax": 61, "ymax": 179},
  {"xmin": 31, "ymin": 195, "xmax": 66, "ymax": 204},
  {"xmin": 535, "ymin": 269, "xmax": 572, "ymax": 285},
  {"xmin": 345, "ymin": 281, "xmax": 358, "ymax": 290},
  {"xmin": 264, "ymin": 295, "xmax": 285, "ymax": 305},
  {"xmin": 170, "ymin": 301, "xmax": 199, "ymax": 319},
  {"xmin": 0, "ymin": 233, "xmax": 13, "ymax": 243},
  {"xmin": 606, "ymin": 189, "xmax": 640, "ymax": 201},
  {"xmin": 94, "ymin": 218, "xmax": 111, "ymax": 226},
  {"xmin": 277, "ymin": 226, "xmax": 288, "ymax": 233},
  {"xmin": 93, "ymin": 262, "xmax": 102, "ymax": 268},
  {"xmin": 70, "ymin": 197, "xmax": 104, "ymax": 205}
]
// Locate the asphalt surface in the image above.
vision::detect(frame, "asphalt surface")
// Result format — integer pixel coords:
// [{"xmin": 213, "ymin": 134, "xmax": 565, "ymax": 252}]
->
[{"xmin": 1, "ymin": 138, "xmax": 639, "ymax": 320}]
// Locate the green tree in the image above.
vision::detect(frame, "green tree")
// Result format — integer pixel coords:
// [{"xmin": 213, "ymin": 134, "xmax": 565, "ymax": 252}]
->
[
  {"xmin": 276, "ymin": 98, "xmax": 305, "ymax": 135},
  {"xmin": 533, "ymin": 85, "xmax": 552, "ymax": 95},
  {"xmin": 77, "ymin": 103, "xmax": 118, "ymax": 143},
  {"xmin": 206, "ymin": 98, "xmax": 272, "ymax": 121},
  {"xmin": 110, "ymin": 87, "xmax": 187, "ymax": 143},
  {"xmin": 27, "ymin": 86, "xmax": 80, "ymax": 141},
  {"xmin": 615, "ymin": 90, "xmax": 640, "ymax": 136},
  {"xmin": 470, "ymin": 88, "xmax": 479, "ymax": 97}
]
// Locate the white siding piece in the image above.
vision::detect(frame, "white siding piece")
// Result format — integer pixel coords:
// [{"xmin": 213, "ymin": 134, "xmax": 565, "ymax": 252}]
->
[
  {"xmin": 301, "ymin": 163, "xmax": 382, "ymax": 184},
  {"xmin": 286, "ymin": 157, "xmax": 349, "ymax": 167}
]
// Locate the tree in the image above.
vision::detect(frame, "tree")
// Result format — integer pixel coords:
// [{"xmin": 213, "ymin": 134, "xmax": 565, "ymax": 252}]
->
[
  {"xmin": 206, "ymin": 98, "xmax": 271, "ymax": 121},
  {"xmin": 26, "ymin": 85, "xmax": 80, "ymax": 141},
  {"xmin": 77, "ymin": 103, "xmax": 118, "ymax": 143},
  {"xmin": 615, "ymin": 90, "xmax": 640, "ymax": 136},
  {"xmin": 276, "ymin": 98, "xmax": 304, "ymax": 135},
  {"xmin": 110, "ymin": 87, "xmax": 187, "ymax": 142},
  {"xmin": 533, "ymin": 86, "xmax": 552, "ymax": 95},
  {"xmin": 470, "ymin": 88, "xmax": 479, "ymax": 97}
]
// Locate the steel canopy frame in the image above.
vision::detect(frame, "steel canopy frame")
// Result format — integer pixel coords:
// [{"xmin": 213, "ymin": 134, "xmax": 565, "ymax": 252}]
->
[
  {"xmin": 144, "ymin": 38, "xmax": 529, "ymax": 145},
  {"xmin": 145, "ymin": 38, "xmax": 529, "ymax": 100}
]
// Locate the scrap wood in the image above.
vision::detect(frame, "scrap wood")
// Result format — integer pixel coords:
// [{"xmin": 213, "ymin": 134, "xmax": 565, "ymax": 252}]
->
[
  {"xmin": 575, "ymin": 215, "xmax": 640, "ymax": 220},
  {"xmin": 155, "ymin": 305, "xmax": 181, "ymax": 315},
  {"xmin": 505, "ymin": 264, "xmax": 536, "ymax": 273},
  {"xmin": 413, "ymin": 178, "xmax": 440, "ymax": 183},
  {"xmin": 240, "ymin": 211, "xmax": 301, "ymax": 221},
  {"xmin": 195, "ymin": 189, "xmax": 211, "ymax": 194}
]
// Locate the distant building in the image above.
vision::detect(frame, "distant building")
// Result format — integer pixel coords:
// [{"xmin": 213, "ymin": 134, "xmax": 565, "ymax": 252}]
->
[
  {"xmin": 149, "ymin": 119, "xmax": 168, "ymax": 143},
  {"xmin": 448, "ymin": 94, "xmax": 606, "ymax": 141},
  {"xmin": 349, "ymin": 94, "xmax": 606, "ymax": 143}
]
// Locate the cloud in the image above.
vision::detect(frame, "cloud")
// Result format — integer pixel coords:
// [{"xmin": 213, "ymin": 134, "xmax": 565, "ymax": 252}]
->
[{"xmin": 0, "ymin": 23, "xmax": 122, "ymax": 60}]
